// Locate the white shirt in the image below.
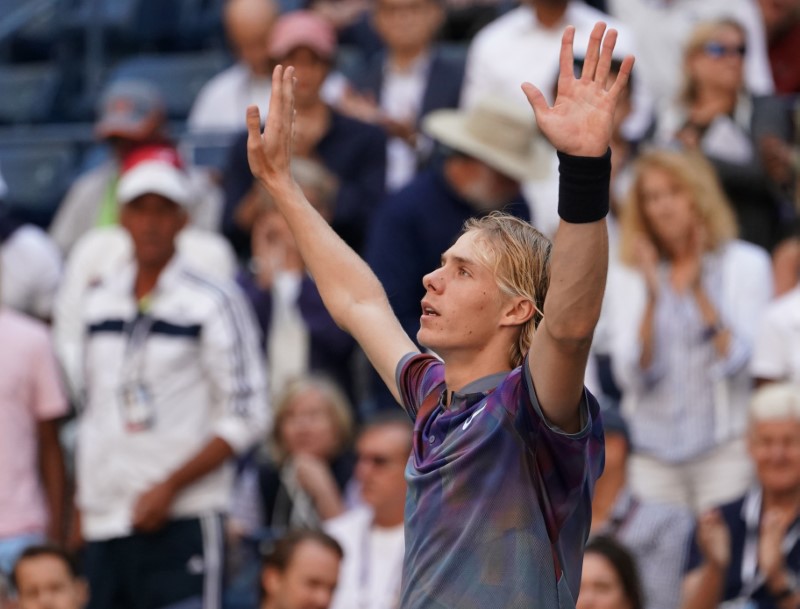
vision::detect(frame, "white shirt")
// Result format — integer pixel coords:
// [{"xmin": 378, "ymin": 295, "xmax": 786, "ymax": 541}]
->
[
  {"xmin": 75, "ymin": 254, "xmax": 266, "ymax": 540},
  {"xmin": 188, "ymin": 62, "xmax": 349, "ymax": 133},
  {"xmin": 1, "ymin": 225, "xmax": 62, "ymax": 319},
  {"xmin": 606, "ymin": 0, "xmax": 774, "ymax": 113},
  {"xmin": 325, "ymin": 507, "xmax": 405, "ymax": 609},
  {"xmin": 751, "ymin": 286, "xmax": 800, "ymax": 384},
  {"xmin": 381, "ymin": 54, "xmax": 431, "ymax": 191}
]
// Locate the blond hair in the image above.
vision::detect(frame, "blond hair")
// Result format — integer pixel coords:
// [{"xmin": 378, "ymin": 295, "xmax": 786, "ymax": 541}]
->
[
  {"xmin": 271, "ymin": 375, "xmax": 354, "ymax": 462},
  {"xmin": 681, "ymin": 18, "xmax": 747, "ymax": 105},
  {"xmin": 462, "ymin": 212, "xmax": 552, "ymax": 368},
  {"xmin": 618, "ymin": 150, "xmax": 738, "ymax": 266}
]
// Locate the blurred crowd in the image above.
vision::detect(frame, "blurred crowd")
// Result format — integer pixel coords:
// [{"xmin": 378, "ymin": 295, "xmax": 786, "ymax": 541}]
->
[{"xmin": 0, "ymin": 0, "xmax": 799, "ymax": 607}]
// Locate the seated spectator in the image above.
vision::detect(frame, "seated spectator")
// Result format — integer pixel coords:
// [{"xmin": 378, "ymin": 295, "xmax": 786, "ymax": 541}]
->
[
  {"xmin": 759, "ymin": 0, "xmax": 800, "ymax": 95},
  {"xmin": 0, "ymin": 304, "xmax": 68, "ymax": 577},
  {"xmin": 75, "ymin": 149, "xmax": 268, "ymax": 609},
  {"xmin": 49, "ymin": 80, "xmax": 222, "ymax": 255},
  {"xmin": 364, "ymin": 96, "xmax": 535, "ymax": 408},
  {"xmin": 681, "ymin": 383, "xmax": 800, "ymax": 609},
  {"xmin": 592, "ymin": 409, "xmax": 693, "ymax": 609},
  {"xmin": 188, "ymin": 0, "xmax": 279, "ymax": 133},
  {"xmin": 222, "ymin": 11, "xmax": 387, "ymax": 256},
  {"xmin": 258, "ymin": 377, "xmax": 356, "ymax": 534},
  {"xmin": 606, "ymin": 0, "xmax": 774, "ymax": 111},
  {"xmin": 751, "ymin": 281, "xmax": 800, "ymax": 386},
  {"xmin": 236, "ymin": 159, "xmax": 357, "ymax": 401},
  {"xmin": 609, "ymin": 150, "xmax": 773, "ymax": 513},
  {"xmin": 325, "ymin": 413, "xmax": 412, "ymax": 609},
  {"xmin": 339, "ymin": 0, "xmax": 464, "ymax": 191},
  {"xmin": 11, "ymin": 545, "xmax": 87, "ymax": 609},
  {"xmin": 261, "ymin": 530, "xmax": 342, "ymax": 609},
  {"xmin": 0, "ymin": 167, "xmax": 61, "ymax": 321},
  {"xmin": 656, "ymin": 19, "xmax": 794, "ymax": 251},
  {"xmin": 578, "ymin": 535, "xmax": 645, "ymax": 609}
]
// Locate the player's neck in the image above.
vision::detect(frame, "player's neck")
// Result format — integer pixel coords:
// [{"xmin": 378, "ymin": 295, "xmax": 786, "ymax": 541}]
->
[{"xmin": 442, "ymin": 350, "xmax": 512, "ymax": 398}]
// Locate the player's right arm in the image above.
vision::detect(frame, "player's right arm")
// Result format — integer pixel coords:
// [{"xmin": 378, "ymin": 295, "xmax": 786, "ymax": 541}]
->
[{"xmin": 246, "ymin": 66, "xmax": 418, "ymax": 403}]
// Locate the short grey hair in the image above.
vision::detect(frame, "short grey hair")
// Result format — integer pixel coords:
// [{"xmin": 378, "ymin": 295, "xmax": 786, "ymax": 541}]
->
[{"xmin": 749, "ymin": 383, "xmax": 800, "ymax": 425}]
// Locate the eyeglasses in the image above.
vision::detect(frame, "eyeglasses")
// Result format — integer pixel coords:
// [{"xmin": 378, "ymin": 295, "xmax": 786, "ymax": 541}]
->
[{"xmin": 702, "ymin": 42, "xmax": 747, "ymax": 59}]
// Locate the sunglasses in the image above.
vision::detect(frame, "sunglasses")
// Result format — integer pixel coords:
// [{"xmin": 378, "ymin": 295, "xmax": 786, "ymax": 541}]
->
[{"xmin": 702, "ymin": 42, "xmax": 747, "ymax": 58}]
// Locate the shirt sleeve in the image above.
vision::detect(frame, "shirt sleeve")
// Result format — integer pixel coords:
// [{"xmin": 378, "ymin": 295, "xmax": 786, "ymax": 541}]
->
[
  {"xmin": 750, "ymin": 304, "xmax": 790, "ymax": 381},
  {"xmin": 30, "ymin": 324, "xmax": 69, "ymax": 421},
  {"xmin": 396, "ymin": 353, "xmax": 445, "ymax": 420},
  {"xmin": 202, "ymin": 282, "xmax": 270, "ymax": 454}
]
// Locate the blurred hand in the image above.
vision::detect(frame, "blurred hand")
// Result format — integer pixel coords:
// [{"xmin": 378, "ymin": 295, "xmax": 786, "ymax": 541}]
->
[
  {"xmin": 313, "ymin": 0, "xmax": 370, "ymax": 30},
  {"xmin": 697, "ymin": 509, "xmax": 731, "ymax": 570},
  {"xmin": 337, "ymin": 86, "xmax": 382, "ymax": 124},
  {"xmin": 293, "ymin": 453, "xmax": 340, "ymax": 503},
  {"xmin": 772, "ymin": 237, "xmax": 800, "ymax": 297},
  {"xmin": 759, "ymin": 507, "xmax": 796, "ymax": 581},
  {"xmin": 132, "ymin": 480, "xmax": 176, "ymax": 533},
  {"xmin": 760, "ymin": 135, "xmax": 794, "ymax": 187},
  {"xmin": 522, "ymin": 22, "xmax": 634, "ymax": 157}
]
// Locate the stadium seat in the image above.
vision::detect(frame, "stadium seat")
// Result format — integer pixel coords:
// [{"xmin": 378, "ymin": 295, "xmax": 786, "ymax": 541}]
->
[
  {"xmin": 0, "ymin": 63, "xmax": 62, "ymax": 124},
  {"xmin": 105, "ymin": 51, "xmax": 231, "ymax": 121}
]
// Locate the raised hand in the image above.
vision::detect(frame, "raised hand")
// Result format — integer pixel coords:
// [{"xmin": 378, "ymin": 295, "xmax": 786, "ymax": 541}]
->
[
  {"xmin": 522, "ymin": 22, "xmax": 634, "ymax": 157},
  {"xmin": 697, "ymin": 509, "xmax": 731, "ymax": 570},
  {"xmin": 247, "ymin": 65, "xmax": 297, "ymax": 193}
]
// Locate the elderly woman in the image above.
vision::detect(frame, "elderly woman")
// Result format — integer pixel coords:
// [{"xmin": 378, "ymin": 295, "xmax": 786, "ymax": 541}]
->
[
  {"xmin": 681, "ymin": 383, "xmax": 800, "ymax": 609},
  {"xmin": 656, "ymin": 18, "xmax": 794, "ymax": 251},
  {"xmin": 608, "ymin": 149, "xmax": 773, "ymax": 513}
]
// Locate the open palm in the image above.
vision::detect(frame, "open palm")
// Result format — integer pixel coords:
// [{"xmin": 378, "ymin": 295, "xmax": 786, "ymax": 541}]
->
[{"xmin": 522, "ymin": 23, "xmax": 634, "ymax": 157}]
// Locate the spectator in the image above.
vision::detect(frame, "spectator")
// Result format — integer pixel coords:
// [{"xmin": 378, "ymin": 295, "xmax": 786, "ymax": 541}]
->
[
  {"xmin": 339, "ymin": 0, "xmax": 464, "ymax": 191},
  {"xmin": 325, "ymin": 413, "xmax": 412, "ymax": 609},
  {"xmin": 49, "ymin": 80, "xmax": 222, "ymax": 255},
  {"xmin": 606, "ymin": 0, "xmax": 774, "ymax": 112},
  {"xmin": 591, "ymin": 409, "xmax": 693, "ymax": 609},
  {"xmin": 609, "ymin": 150, "xmax": 773, "ymax": 513},
  {"xmin": 751, "ymin": 280, "xmax": 800, "ymax": 386},
  {"xmin": 0, "ymin": 166, "xmax": 62, "ymax": 320},
  {"xmin": 656, "ymin": 19, "xmax": 794, "ymax": 251},
  {"xmin": 364, "ymin": 96, "xmax": 536, "ymax": 408},
  {"xmin": 188, "ymin": 0, "xmax": 279, "ymax": 133},
  {"xmin": 578, "ymin": 535, "xmax": 645, "ymax": 609},
  {"xmin": 74, "ymin": 150, "xmax": 268, "ymax": 609},
  {"xmin": 236, "ymin": 159, "xmax": 357, "ymax": 401},
  {"xmin": 261, "ymin": 530, "xmax": 342, "ymax": 609},
  {"xmin": 221, "ymin": 10, "xmax": 387, "ymax": 256},
  {"xmin": 759, "ymin": 0, "xmax": 800, "ymax": 95},
  {"xmin": 681, "ymin": 383, "xmax": 800, "ymax": 609},
  {"xmin": 0, "ymin": 301, "xmax": 68, "ymax": 578},
  {"xmin": 11, "ymin": 546, "xmax": 87, "ymax": 609},
  {"xmin": 257, "ymin": 376, "xmax": 356, "ymax": 535}
]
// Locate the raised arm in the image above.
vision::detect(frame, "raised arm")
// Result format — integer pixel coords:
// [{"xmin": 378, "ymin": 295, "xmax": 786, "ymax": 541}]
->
[
  {"xmin": 246, "ymin": 68, "xmax": 418, "ymax": 403},
  {"xmin": 523, "ymin": 23, "xmax": 634, "ymax": 432}
]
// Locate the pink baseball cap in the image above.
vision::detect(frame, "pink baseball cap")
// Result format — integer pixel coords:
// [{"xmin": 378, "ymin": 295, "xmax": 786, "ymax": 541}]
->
[
  {"xmin": 117, "ymin": 146, "xmax": 191, "ymax": 208},
  {"xmin": 268, "ymin": 11, "xmax": 337, "ymax": 61}
]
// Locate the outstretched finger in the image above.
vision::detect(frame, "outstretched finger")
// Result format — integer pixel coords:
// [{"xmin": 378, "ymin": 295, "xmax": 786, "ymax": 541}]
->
[
  {"xmin": 264, "ymin": 65, "xmax": 285, "ymax": 140},
  {"xmin": 558, "ymin": 26, "xmax": 577, "ymax": 82},
  {"xmin": 594, "ymin": 28, "xmax": 617, "ymax": 88},
  {"xmin": 580, "ymin": 22, "xmax": 606, "ymax": 82},
  {"xmin": 607, "ymin": 54, "xmax": 635, "ymax": 100},
  {"xmin": 521, "ymin": 82, "xmax": 549, "ymax": 119}
]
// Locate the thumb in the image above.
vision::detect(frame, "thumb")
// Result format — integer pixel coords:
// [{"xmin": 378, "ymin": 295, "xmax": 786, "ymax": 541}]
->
[
  {"xmin": 246, "ymin": 105, "xmax": 263, "ymax": 144},
  {"xmin": 521, "ymin": 82, "xmax": 549, "ymax": 119}
]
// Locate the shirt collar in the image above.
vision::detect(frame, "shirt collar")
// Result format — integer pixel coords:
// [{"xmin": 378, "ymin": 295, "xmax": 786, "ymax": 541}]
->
[{"xmin": 447, "ymin": 369, "xmax": 509, "ymax": 410}]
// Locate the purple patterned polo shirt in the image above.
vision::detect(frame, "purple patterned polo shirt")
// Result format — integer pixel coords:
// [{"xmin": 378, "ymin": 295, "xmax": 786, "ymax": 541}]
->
[{"xmin": 396, "ymin": 353, "xmax": 604, "ymax": 609}]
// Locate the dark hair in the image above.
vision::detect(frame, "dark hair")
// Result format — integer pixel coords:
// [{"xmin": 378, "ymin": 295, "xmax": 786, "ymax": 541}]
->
[
  {"xmin": 584, "ymin": 536, "xmax": 645, "ymax": 609},
  {"xmin": 10, "ymin": 545, "xmax": 80, "ymax": 590},
  {"xmin": 263, "ymin": 529, "xmax": 344, "ymax": 572}
]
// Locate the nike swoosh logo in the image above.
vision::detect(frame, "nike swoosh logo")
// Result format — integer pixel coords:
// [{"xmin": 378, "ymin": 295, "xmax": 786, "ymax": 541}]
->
[{"xmin": 462, "ymin": 404, "xmax": 488, "ymax": 430}]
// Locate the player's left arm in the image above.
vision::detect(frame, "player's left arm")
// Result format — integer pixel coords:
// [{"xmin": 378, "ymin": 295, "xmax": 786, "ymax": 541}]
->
[{"xmin": 523, "ymin": 23, "xmax": 634, "ymax": 433}]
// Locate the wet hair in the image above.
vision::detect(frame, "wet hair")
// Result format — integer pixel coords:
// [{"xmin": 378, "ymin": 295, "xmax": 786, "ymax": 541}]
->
[
  {"xmin": 618, "ymin": 149, "xmax": 737, "ymax": 265},
  {"xmin": 10, "ymin": 545, "xmax": 80, "ymax": 590},
  {"xmin": 462, "ymin": 212, "xmax": 552, "ymax": 368},
  {"xmin": 584, "ymin": 536, "xmax": 645, "ymax": 609}
]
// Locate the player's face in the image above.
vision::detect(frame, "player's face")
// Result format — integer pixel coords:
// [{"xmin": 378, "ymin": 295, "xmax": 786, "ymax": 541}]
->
[
  {"xmin": 15, "ymin": 556, "xmax": 87, "ymax": 609},
  {"xmin": 749, "ymin": 418, "xmax": 800, "ymax": 496},
  {"xmin": 418, "ymin": 231, "xmax": 508, "ymax": 358},
  {"xmin": 577, "ymin": 553, "xmax": 632, "ymax": 609}
]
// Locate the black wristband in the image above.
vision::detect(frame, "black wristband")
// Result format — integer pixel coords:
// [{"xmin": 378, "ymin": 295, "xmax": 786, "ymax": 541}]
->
[{"xmin": 557, "ymin": 148, "xmax": 612, "ymax": 224}]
